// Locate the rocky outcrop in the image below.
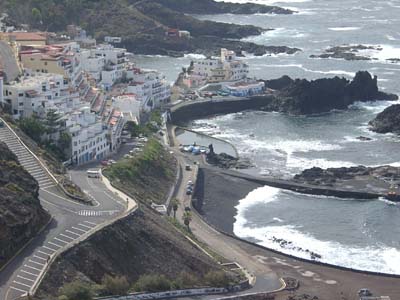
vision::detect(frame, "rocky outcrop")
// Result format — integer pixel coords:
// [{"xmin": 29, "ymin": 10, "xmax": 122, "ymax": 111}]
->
[
  {"xmin": 206, "ymin": 152, "xmax": 252, "ymax": 169},
  {"xmin": 0, "ymin": 142, "xmax": 50, "ymax": 268},
  {"xmin": 294, "ymin": 165, "xmax": 400, "ymax": 186},
  {"xmin": 369, "ymin": 104, "xmax": 400, "ymax": 134},
  {"xmin": 153, "ymin": 0, "xmax": 294, "ymax": 15},
  {"xmin": 260, "ymin": 71, "xmax": 398, "ymax": 115},
  {"xmin": 310, "ymin": 44, "xmax": 379, "ymax": 61}
]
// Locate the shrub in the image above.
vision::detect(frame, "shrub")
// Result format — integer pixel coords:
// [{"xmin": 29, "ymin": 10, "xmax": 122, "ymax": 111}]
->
[
  {"xmin": 59, "ymin": 280, "xmax": 93, "ymax": 300},
  {"xmin": 133, "ymin": 274, "xmax": 172, "ymax": 292},
  {"xmin": 102, "ymin": 274, "xmax": 130, "ymax": 296},
  {"xmin": 172, "ymin": 271, "xmax": 199, "ymax": 289},
  {"xmin": 204, "ymin": 271, "xmax": 232, "ymax": 287}
]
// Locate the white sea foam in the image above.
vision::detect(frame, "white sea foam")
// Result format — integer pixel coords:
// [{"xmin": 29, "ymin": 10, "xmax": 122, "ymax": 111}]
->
[
  {"xmin": 182, "ymin": 53, "xmax": 207, "ymax": 60},
  {"xmin": 350, "ymin": 100, "xmax": 398, "ymax": 113},
  {"xmin": 234, "ymin": 187, "xmax": 400, "ymax": 274},
  {"xmin": 328, "ymin": 27, "xmax": 361, "ymax": 31}
]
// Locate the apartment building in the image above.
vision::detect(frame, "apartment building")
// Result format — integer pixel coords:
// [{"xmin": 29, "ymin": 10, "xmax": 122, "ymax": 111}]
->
[
  {"xmin": 20, "ymin": 42, "xmax": 83, "ymax": 88},
  {"xmin": 184, "ymin": 48, "xmax": 249, "ymax": 88},
  {"xmin": 65, "ymin": 106, "xmax": 108, "ymax": 165},
  {"xmin": 126, "ymin": 67, "xmax": 171, "ymax": 111},
  {"xmin": 2, "ymin": 73, "xmax": 80, "ymax": 119}
]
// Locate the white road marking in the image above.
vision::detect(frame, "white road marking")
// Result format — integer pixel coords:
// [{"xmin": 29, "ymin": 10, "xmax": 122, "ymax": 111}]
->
[
  {"xmin": 38, "ymin": 250, "xmax": 52, "ymax": 256},
  {"xmin": 13, "ymin": 281, "xmax": 31, "ymax": 288},
  {"xmin": 84, "ymin": 220, "xmax": 97, "ymax": 226},
  {"xmin": 66, "ymin": 230, "xmax": 81, "ymax": 237},
  {"xmin": 71, "ymin": 226, "xmax": 86, "ymax": 233},
  {"xmin": 77, "ymin": 223, "xmax": 92, "ymax": 230},
  {"xmin": 54, "ymin": 237, "xmax": 69, "ymax": 244},
  {"xmin": 33, "ymin": 254, "xmax": 47, "ymax": 261},
  {"xmin": 48, "ymin": 241, "xmax": 62, "ymax": 248},
  {"xmin": 17, "ymin": 275, "xmax": 34, "ymax": 283},
  {"xmin": 42, "ymin": 245, "xmax": 57, "ymax": 252},
  {"xmin": 9, "ymin": 286, "xmax": 28, "ymax": 293},
  {"xmin": 21, "ymin": 269, "xmax": 39, "ymax": 277},
  {"xmin": 28, "ymin": 259, "xmax": 45, "ymax": 267},
  {"xmin": 60, "ymin": 233, "xmax": 75, "ymax": 240},
  {"xmin": 24, "ymin": 264, "xmax": 42, "ymax": 272}
]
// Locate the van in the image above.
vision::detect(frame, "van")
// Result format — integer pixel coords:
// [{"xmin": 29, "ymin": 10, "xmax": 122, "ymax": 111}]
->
[{"xmin": 87, "ymin": 170, "xmax": 101, "ymax": 178}]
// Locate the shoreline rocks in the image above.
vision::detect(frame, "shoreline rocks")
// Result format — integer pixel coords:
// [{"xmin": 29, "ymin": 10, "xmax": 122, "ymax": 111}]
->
[
  {"xmin": 260, "ymin": 71, "xmax": 398, "ymax": 115},
  {"xmin": 310, "ymin": 44, "xmax": 380, "ymax": 61},
  {"xmin": 293, "ymin": 165, "xmax": 400, "ymax": 186},
  {"xmin": 206, "ymin": 152, "xmax": 252, "ymax": 169},
  {"xmin": 369, "ymin": 104, "xmax": 400, "ymax": 134}
]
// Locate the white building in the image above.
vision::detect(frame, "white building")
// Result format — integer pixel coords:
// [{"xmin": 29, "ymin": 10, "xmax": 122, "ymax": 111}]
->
[
  {"xmin": 126, "ymin": 67, "xmax": 171, "ymax": 111},
  {"xmin": 185, "ymin": 48, "xmax": 249, "ymax": 88},
  {"xmin": 2, "ymin": 73, "xmax": 80, "ymax": 119},
  {"xmin": 223, "ymin": 81, "xmax": 265, "ymax": 97},
  {"xmin": 79, "ymin": 44, "xmax": 128, "ymax": 88},
  {"xmin": 65, "ymin": 106, "xmax": 108, "ymax": 165}
]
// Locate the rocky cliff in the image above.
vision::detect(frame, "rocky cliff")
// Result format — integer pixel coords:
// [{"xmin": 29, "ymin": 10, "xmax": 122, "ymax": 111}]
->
[
  {"xmin": 369, "ymin": 104, "xmax": 400, "ymax": 134},
  {"xmin": 0, "ymin": 142, "xmax": 50, "ymax": 268},
  {"xmin": 262, "ymin": 71, "xmax": 398, "ymax": 114}
]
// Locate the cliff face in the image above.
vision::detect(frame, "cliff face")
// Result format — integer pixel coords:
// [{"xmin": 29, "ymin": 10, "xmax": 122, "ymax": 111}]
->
[
  {"xmin": 369, "ymin": 104, "xmax": 400, "ymax": 134},
  {"xmin": 263, "ymin": 71, "xmax": 398, "ymax": 115},
  {"xmin": 0, "ymin": 142, "xmax": 50, "ymax": 268}
]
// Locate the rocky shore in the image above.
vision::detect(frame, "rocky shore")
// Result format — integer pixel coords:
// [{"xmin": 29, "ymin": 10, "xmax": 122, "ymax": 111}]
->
[
  {"xmin": 206, "ymin": 152, "xmax": 253, "ymax": 169},
  {"xmin": 293, "ymin": 165, "xmax": 400, "ymax": 193},
  {"xmin": 261, "ymin": 71, "xmax": 398, "ymax": 115},
  {"xmin": 369, "ymin": 104, "xmax": 400, "ymax": 134},
  {"xmin": 310, "ymin": 44, "xmax": 380, "ymax": 61}
]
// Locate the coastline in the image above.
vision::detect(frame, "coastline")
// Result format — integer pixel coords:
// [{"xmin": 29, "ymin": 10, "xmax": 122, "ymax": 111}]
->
[{"xmin": 169, "ymin": 97, "xmax": 400, "ymax": 277}]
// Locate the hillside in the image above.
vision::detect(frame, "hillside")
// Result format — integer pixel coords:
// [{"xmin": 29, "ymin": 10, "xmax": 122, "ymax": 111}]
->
[
  {"xmin": 103, "ymin": 138, "xmax": 177, "ymax": 205},
  {"xmin": 0, "ymin": 142, "xmax": 50, "ymax": 269},
  {"xmin": 37, "ymin": 139, "xmax": 225, "ymax": 298},
  {"xmin": 0, "ymin": 0, "xmax": 299, "ymax": 56}
]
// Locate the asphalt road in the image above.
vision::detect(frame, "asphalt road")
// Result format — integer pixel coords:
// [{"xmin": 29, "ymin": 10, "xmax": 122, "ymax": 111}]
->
[{"xmin": 0, "ymin": 121, "xmax": 133, "ymax": 300}]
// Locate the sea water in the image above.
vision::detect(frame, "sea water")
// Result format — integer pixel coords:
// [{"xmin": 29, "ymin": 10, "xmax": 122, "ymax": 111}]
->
[{"xmin": 134, "ymin": 0, "xmax": 400, "ymax": 273}]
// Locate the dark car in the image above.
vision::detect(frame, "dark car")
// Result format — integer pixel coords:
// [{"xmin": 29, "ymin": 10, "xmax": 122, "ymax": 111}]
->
[
  {"xmin": 0, "ymin": 120, "xmax": 4, "ymax": 128},
  {"xmin": 184, "ymin": 206, "xmax": 191, "ymax": 212},
  {"xmin": 186, "ymin": 188, "xmax": 192, "ymax": 195}
]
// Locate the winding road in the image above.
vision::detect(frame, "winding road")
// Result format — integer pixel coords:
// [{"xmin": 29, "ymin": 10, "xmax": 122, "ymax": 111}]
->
[{"xmin": 0, "ymin": 119, "xmax": 136, "ymax": 300}]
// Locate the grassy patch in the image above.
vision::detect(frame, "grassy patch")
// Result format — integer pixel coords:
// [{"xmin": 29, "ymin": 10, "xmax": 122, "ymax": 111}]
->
[{"xmin": 104, "ymin": 139, "xmax": 176, "ymax": 204}]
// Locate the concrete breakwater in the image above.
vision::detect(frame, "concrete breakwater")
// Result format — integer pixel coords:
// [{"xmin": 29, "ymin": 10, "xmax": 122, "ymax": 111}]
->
[{"xmin": 170, "ymin": 95, "xmax": 275, "ymax": 125}]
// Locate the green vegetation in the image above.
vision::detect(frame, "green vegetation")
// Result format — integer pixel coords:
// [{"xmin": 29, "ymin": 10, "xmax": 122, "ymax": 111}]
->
[
  {"xmin": 101, "ymin": 274, "xmax": 130, "ymax": 296},
  {"xmin": 18, "ymin": 110, "xmax": 71, "ymax": 161},
  {"xmin": 183, "ymin": 211, "xmax": 192, "ymax": 231},
  {"xmin": 126, "ymin": 110, "xmax": 163, "ymax": 137},
  {"xmin": 133, "ymin": 271, "xmax": 235, "ymax": 292},
  {"xmin": 171, "ymin": 198, "xmax": 179, "ymax": 219},
  {"xmin": 58, "ymin": 280, "xmax": 94, "ymax": 300},
  {"xmin": 104, "ymin": 138, "xmax": 176, "ymax": 204}
]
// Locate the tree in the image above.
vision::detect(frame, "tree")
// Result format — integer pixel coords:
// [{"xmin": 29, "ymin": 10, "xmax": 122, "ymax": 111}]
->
[
  {"xmin": 182, "ymin": 211, "xmax": 192, "ymax": 231},
  {"xmin": 45, "ymin": 109, "xmax": 60, "ymax": 136},
  {"xmin": 59, "ymin": 280, "xmax": 93, "ymax": 300},
  {"xmin": 19, "ymin": 116, "xmax": 45, "ymax": 143},
  {"xmin": 31, "ymin": 7, "xmax": 42, "ymax": 26},
  {"xmin": 171, "ymin": 198, "xmax": 179, "ymax": 219},
  {"xmin": 102, "ymin": 274, "xmax": 130, "ymax": 296}
]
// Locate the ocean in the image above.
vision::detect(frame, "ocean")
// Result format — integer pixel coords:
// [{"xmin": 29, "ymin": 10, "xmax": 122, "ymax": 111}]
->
[{"xmin": 134, "ymin": 0, "xmax": 400, "ymax": 274}]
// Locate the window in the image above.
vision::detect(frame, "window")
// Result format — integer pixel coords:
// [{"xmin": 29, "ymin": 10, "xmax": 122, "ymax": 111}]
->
[
  {"xmin": 19, "ymin": 102, "xmax": 23, "ymax": 106},
  {"xmin": 44, "ymin": 62, "xmax": 48, "ymax": 66},
  {"xmin": 18, "ymin": 93, "xmax": 23, "ymax": 97}
]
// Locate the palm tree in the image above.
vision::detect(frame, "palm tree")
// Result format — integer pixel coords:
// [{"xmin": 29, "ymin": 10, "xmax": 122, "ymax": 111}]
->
[
  {"xmin": 183, "ymin": 211, "xmax": 192, "ymax": 231},
  {"xmin": 171, "ymin": 198, "xmax": 179, "ymax": 219}
]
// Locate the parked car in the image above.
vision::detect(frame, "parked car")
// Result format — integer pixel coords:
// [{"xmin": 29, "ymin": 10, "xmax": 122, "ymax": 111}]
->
[
  {"xmin": 186, "ymin": 188, "xmax": 192, "ymax": 195},
  {"xmin": 0, "ymin": 120, "xmax": 4, "ymax": 127},
  {"xmin": 187, "ymin": 180, "xmax": 193, "ymax": 186},
  {"xmin": 185, "ymin": 164, "xmax": 191, "ymax": 171},
  {"xmin": 184, "ymin": 206, "xmax": 191, "ymax": 212},
  {"xmin": 108, "ymin": 159, "xmax": 117, "ymax": 164},
  {"xmin": 358, "ymin": 289, "xmax": 373, "ymax": 297},
  {"xmin": 101, "ymin": 160, "xmax": 109, "ymax": 166}
]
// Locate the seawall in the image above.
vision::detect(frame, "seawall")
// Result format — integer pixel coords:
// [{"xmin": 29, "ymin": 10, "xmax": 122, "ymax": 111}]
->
[{"xmin": 170, "ymin": 95, "xmax": 274, "ymax": 124}]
